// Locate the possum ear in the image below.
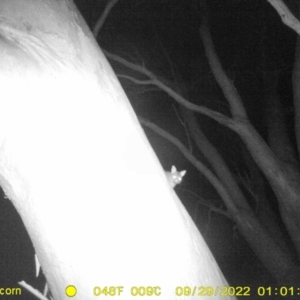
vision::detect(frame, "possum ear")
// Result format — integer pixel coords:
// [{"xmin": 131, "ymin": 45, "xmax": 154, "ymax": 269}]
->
[
  {"xmin": 180, "ymin": 170, "xmax": 186, "ymax": 177},
  {"xmin": 171, "ymin": 165, "xmax": 177, "ymax": 173}
]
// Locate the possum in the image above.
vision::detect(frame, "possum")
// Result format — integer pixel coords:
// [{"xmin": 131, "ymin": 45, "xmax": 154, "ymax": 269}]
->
[{"xmin": 165, "ymin": 165, "xmax": 186, "ymax": 188}]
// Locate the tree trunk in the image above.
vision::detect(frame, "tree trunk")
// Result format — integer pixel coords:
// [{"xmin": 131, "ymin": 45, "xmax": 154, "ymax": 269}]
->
[{"xmin": 0, "ymin": 0, "xmax": 233, "ymax": 299}]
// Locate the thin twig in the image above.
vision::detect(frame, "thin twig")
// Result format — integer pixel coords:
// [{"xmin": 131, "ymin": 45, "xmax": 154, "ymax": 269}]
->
[
  {"xmin": 93, "ymin": 0, "xmax": 119, "ymax": 37},
  {"xmin": 180, "ymin": 188, "xmax": 230, "ymax": 218},
  {"xmin": 18, "ymin": 281, "xmax": 49, "ymax": 300}
]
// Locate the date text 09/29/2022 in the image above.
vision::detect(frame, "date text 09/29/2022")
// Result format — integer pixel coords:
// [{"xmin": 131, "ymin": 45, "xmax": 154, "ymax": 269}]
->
[{"xmin": 92, "ymin": 285, "xmax": 300, "ymax": 297}]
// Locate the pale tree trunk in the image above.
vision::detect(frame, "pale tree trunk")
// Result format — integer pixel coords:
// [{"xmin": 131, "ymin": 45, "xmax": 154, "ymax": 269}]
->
[{"xmin": 0, "ymin": 1, "xmax": 234, "ymax": 299}]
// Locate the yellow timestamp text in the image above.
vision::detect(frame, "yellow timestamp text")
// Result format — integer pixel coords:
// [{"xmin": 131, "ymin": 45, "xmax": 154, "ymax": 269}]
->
[
  {"xmin": 93, "ymin": 286, "xmax": 161, "ymax": 296},
  {"xmin": 257, "ymin": 286, "xmax": 300, "ymax": 297},
  {"xmin": 175, "ymin": 286, "xmax": 251, "ymax": 297}
]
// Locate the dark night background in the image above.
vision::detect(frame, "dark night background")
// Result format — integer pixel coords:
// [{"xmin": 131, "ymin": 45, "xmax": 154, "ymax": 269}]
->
[{"xmin": 0, "ymin": 0, "xmax": 298, "ymax": 299}]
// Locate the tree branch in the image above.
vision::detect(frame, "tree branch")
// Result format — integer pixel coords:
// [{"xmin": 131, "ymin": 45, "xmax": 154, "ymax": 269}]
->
[
  {"xmin": 199, "ymin": 22, "xmax": 248, "ymax": 119},
  {"xmin": 18, "ymin": 281, "xmax": 49, "ymax": 300},
  {"xmin": 266, "ymin": 0, "xmax": 300, "ymax": 35},
  {"xmin": 104, "ymin": 50, "xmax": 235, "ymax": 127},
  {"xmin": 93, "ymin": 0, "xmax": 119, "ymax": 37}
]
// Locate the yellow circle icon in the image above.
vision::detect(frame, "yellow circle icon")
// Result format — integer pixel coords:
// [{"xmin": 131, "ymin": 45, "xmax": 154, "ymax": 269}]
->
[{"xmin": 65, "ymin": 285, "xmax": 77, "ymax": 297}]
